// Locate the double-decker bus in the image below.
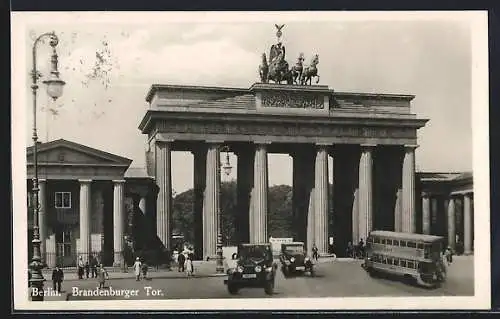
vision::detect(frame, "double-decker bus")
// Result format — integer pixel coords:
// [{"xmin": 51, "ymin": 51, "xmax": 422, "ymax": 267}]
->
[{"xmin": 363, "ymin": 230, "xmax": 447, "ymax": 288}]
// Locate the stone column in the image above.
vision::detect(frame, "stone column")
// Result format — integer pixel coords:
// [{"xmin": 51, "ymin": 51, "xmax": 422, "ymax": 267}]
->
[
  {"xmin": 422, "ymin": 192, "xmax": 431, "ymax": 235},
  {"xmin": 394, "ymin": 189, "xmax": 402, "ymax": 232},
  {"xmin": 79, "ymin": 179, "xmax": 92, "ymax": 263},
  {"xmin": 463, "ymin": 193, "xmax": 472, "ymax": 255},
  {"xmin": 358, "ymin": 144, "xmax": 374, "ymax": 242},
  {"xmin": 352, "ymin": 188, "xmax": 359, "ymax": 244},
  {"xmin": 156, "ymin": 141, "xmax": 172, "ymax": 251},
  {"xmin": 236, "ymin": 146, "xmax": 254, "ymax": 244},
  {"xmin": 402, "ymin": 145, "xmax": 417, "ymax": 233},
  {"xmin": 38, "ymin": 179, "xmax": 47, "ymax": 264},
  {"xmin": 447, "ymin": 197, "xmax": 456, "ymax": 250},
  {"xmin": 314, "ymin": 144, "xmax": 329, "ymax": 255},
  {"xmin": 193, "ymin": 147, "xmax": 207, "ymax": 260},
  {"xmin": 203, "ymin": 143, "xmax": 219, "ymax": 259},
  {"xmin": 113, "ymin": 180, "xmax": 125, "ymax": 266},
  {"xmin": 250, "ymin": 143, "xmax": 269, "ymax": 243}
]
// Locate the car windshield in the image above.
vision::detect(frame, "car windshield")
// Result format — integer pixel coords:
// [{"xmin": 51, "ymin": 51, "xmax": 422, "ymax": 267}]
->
[
  {"xmin": 239, "ymin": 245, "xmax": 271, "ymax": 259},
  {"xmin": 283, "ymin": 245, "xmax": 304, "ymax": 254}
]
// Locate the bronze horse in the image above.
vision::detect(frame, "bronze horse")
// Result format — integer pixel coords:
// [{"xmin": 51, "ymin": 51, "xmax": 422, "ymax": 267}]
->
[
  {"xmin": 290, "ymin": 53, "xmax": 305, "ymax": 85},
  {"xmin": 259, "ymin": 53, "xmax": 269, "ymax": 83},
  {"xmin": 300, "ymin": 54, "xmax": 320, "ymax": 85}
]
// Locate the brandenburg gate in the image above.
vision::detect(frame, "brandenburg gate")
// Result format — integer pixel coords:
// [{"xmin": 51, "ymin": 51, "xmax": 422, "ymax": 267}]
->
[{"xmin": 138, "ymin": 26, "xmax": 428, "ymax": 260}]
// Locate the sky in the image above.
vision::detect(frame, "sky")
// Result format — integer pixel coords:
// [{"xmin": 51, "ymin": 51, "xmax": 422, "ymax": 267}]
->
[{"xmin": 15, "ymin": 12, "xmax": 477, "ymax": 193}]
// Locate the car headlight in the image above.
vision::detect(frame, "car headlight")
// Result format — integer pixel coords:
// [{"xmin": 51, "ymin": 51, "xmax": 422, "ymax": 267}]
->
[
  {"xmin": 255, "ymin": 265, "xmax": 262, "ymax": 273},
  {"xmin": 305, "ymin": 257, "xmax": 310, "ymax": 261},
  {"xmin": 265, "ymin": 266, "xmax": 273, "ymax": 272},
  {"xmin": 237, "ymin": 266, "xmax": 244, "ymax": 273},
  {"xmin": 290, "ymin": 257, "xmax": 295, "ymax": 262}
]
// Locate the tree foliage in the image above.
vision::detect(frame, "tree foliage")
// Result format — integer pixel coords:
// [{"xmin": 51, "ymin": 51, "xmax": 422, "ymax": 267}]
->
[{"xmin": 172, "ymin": 182, "xmax": 295, "ymax": 245}]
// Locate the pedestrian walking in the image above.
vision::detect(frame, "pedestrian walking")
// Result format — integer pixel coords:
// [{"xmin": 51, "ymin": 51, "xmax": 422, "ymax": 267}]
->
[
  {"xmin": 177, "ymin": 252, "xmax": 186, "ymax": 272},
  {"xmin": 85, "ymin": 261, "xmax": 90, "ymax": 278},
  {"xmin": 51, "ymin": 265, "xmax": 64, "ymax": 293},
  {"xmin": 90, "ymin": 254, "xmax": 98, "ymax": 278},
  {"xmin": 133, "ymin": 257, "xmax": 142, "ymax": 281},
  {"xmin": 97, "ymin": 264, "xmax": 109, "ymax": 289},
  {"xmin": 77, "ymin": 256, "xmax": 84, "ymax": 279},
  {"xmin": 185, "ymin": 255, "xmax": 194, "ymax": 277},
  {"xmin": 444, "ymin": 246, "xmax": 453, "ymax": 265},
  {"xmin": 141, "ymin": 260, "xmax": 148, "ymax": 280},
  {"xmin": 312, "ymin": 244, "xmax": 319, "ymax": 261}
]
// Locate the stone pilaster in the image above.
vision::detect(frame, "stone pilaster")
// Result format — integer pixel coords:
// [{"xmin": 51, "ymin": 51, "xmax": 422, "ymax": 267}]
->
[
  {"xmin": 203, "ymin": 143, "xmax": 219, "ymax": 259},
  {"xmin": 192, "ymin": 147, "xmax": 207, "ymax": 260},
  {"xmin": 250, "ymin": 143, "xmax": 269, "ymax": 243},
  {"xmin": 79, "ymin": 179, "xmax": 92, "ymax": 263},
  {"xmin": 447, "ymin": 197, "xmax": 456, "ymax": 250},
  {"xmin": 113, "ymin": 180, "xmax": 125, "ymax": 266},
  {"xmin": 463, "ymin": 193, "xmax": 472, "ymax": 255},
  {"xmin": 156, "ymin": 141, "xmax": 172, "ymax": 251},
  {"xmin": 402, "ymin": 145, "xmax": 417, "ymax": 233},
  {"xmin": 358, "ymin": 144, "xmax": 374, "ymax": 242},
  {"xmin": 314, "ymin": 144, "xmax": 329, "ymax": 255},
  {"xmin": 422, "ymin": 192, "xmax": 431, "ymax": 235},
  {"xmin": 38, "ymin": 179, "xmax": 47, "ymax": 264}
]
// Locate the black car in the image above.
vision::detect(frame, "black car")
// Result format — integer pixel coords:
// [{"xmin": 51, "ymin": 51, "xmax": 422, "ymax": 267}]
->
[
  {"xmin": 279, "ymin": 242, "xmax": 314, "ymax": 277},
  {"xmin": 224, "ymin": 243, "xmax": 277, "ymax": 295}
]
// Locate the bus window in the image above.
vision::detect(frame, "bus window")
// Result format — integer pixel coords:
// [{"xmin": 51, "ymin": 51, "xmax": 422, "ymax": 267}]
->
[
  {"xmin": 386, "ymin": 239, "xmax": 392, "ymax": 245},
  {"xmin": 417, "ymin": 243, "xmax": 424, "ymax": 250},
  {"xmin": 374, "ymin": 238, "xmax": 380, "ymax": 244},
  {"xmin": 382, "ymin": 257, "xmax": 387, "ymax": 264},
  {"xmin": 400, "ymin": 260, "xmax": 407, "ymax": 268},
  {"xmin": 387, "ymin": 257, "xmax": 393, "ymax": 265},
  {"xmin": 393, "ymin": 258, "xmax": 399, "ymax": 266},
  {"xmin": 393, "ymin": 240, "xmax": 400, "ymax": 247},
  {"xmin": 407, "ymin": 261, "xmax": 415, "ymax": 269},
  {"xmin": 381, "ymin": 239, "xmax": 386, "ymax": 245},
  {"xmin": 407, "ymin": 242, "xmax": 416, "ymax": 248},
  {"xmin": 400, "ymin": 241, "xmax": 407, "ymax": 247}
]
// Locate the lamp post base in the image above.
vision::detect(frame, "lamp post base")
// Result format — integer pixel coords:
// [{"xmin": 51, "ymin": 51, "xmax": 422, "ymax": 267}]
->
[
  {"xmin": 215, "ymin": 245, "xmax": 225, "ymax": 274},
  {"xmin": 29, "ymin": 259, "xmax": 46, "ymax": 301}
]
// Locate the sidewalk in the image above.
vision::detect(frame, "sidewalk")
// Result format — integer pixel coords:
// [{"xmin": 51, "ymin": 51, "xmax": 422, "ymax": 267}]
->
[{"xmin": 42, "ymin": 260, "xmax": 227, "ymax": 282}]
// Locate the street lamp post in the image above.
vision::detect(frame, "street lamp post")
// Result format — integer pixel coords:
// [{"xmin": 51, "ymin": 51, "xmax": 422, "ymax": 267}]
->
[
  {"xmin": 29, "ymin": 31, "xmax": 65, "ymax": 301},
  {"xmin": 216, "ymin": 146, "xmax": 232, "ymax": 273}
]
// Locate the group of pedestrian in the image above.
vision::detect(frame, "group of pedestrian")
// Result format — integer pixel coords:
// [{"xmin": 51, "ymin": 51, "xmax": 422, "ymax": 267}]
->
[
  {"xmin": 133, "ymin": 257, "xmax": 150, "ymax": 281},
  {"xmin": 77, "ymin": 255, "xmax": 99, "ymax": 280},
  {"xmin": 177, "ymin": 251, "xmax": 194, "ymax": 277}
]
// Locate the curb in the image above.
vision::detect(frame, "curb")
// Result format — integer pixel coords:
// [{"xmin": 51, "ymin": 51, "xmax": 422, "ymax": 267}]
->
[{"xmin": 61, "ymin": 273, "xmax": 228, "ymax": 282}]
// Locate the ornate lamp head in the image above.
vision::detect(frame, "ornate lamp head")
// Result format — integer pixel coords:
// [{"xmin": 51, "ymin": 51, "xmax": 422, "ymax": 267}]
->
[{"xmin": 42, "ymin": 32, "xmax": 65, "ymax": 100}]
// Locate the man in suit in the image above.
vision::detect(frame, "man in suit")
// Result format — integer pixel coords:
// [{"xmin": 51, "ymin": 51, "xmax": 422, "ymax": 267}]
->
[{"xmin": 52, "ymin": 266, "xmax": 64, "ymax": 293}]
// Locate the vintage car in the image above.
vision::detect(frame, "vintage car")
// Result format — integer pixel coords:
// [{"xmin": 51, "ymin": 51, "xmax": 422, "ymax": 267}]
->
[
  {"xmin": 224, "ymin": 243, "xmax": 277, "ymax": 295},
  {"xmin": 279, "ymin": 242, "xmax": 314, "ymax": 277}
]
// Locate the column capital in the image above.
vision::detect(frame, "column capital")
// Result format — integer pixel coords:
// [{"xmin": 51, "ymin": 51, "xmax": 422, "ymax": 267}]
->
[
  {"xmin": 112, "ymin": 179, "xmax": 126, "ymax": 184},
  {"xmin": 254, "ymin": 141, "xmax": 272, "ymax": 145},
  {"xmin": 421, "ymin": 191, "xmax": 431, "ymax": 198},
  {"xmin": 315, "ymin": 143, "xmax": 331, "ymax": 150},
  {"xmin": 360, "ymin": 143, "xmax": 377, "ymax": 150},
  {"xmin": 404, "ymin": 144, "xmax": 419, "ymax": 150},
  {"xmin": 156, "ymin": 138, "xmax": 175, "ymax": 144},
  {"xmin": 78, "ymin": 179, "xmax": 92, "ymax": 184},
  {"xmin": 38, "ymin": 178, "xmax": 47, "ymax": 183}
]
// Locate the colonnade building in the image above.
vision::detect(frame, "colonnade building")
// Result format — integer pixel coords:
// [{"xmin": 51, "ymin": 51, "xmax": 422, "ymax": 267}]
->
[{"xmin": 26, "ymin": 83, "xmax": 474, "ymax": 268}]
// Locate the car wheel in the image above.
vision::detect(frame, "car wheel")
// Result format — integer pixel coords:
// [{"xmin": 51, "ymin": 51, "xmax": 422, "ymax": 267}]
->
[
  {"xmin": 227, "ymin": 283, "xmax": 239, "ymax": 295},
  {"xmin": 264, "ymin": 280, "xmax": 274, "ymax": 295}
]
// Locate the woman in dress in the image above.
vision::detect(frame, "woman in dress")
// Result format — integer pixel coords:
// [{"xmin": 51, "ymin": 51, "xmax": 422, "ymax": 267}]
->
[
  {"xmin": 185, "ymin": 255, "xmax": 194, "ymax": 278},
  {"xmin": 133, "ymin": 257, "xmax": 142, "ymax": 281}
]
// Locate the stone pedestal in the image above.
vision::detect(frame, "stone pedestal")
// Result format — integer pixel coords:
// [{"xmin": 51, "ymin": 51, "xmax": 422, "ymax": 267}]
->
[
  {"xmin": 79, "ymin": 179, "xmax": 92, "ymax": 263},
  {"xmin": 314, "ymin": 145, "xmax": 329, "ymax": 255},
  {"xmin": 113, "ymin": 180, "xmax": 125, "ymax": 266},
  {"xmin": 156, "ymin": 141, "xmax": 172, "ymax": 251},
  {"xmin": 402, "ymin": 145, "xmax": 417, "ymax": 233},
  {"xmin": 250, "ymin": 143, "xmax": 269, "ymax": 243},
  {"xmin": 358, "ymin": 144, "xmax": 374, "ymax": 242}
]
